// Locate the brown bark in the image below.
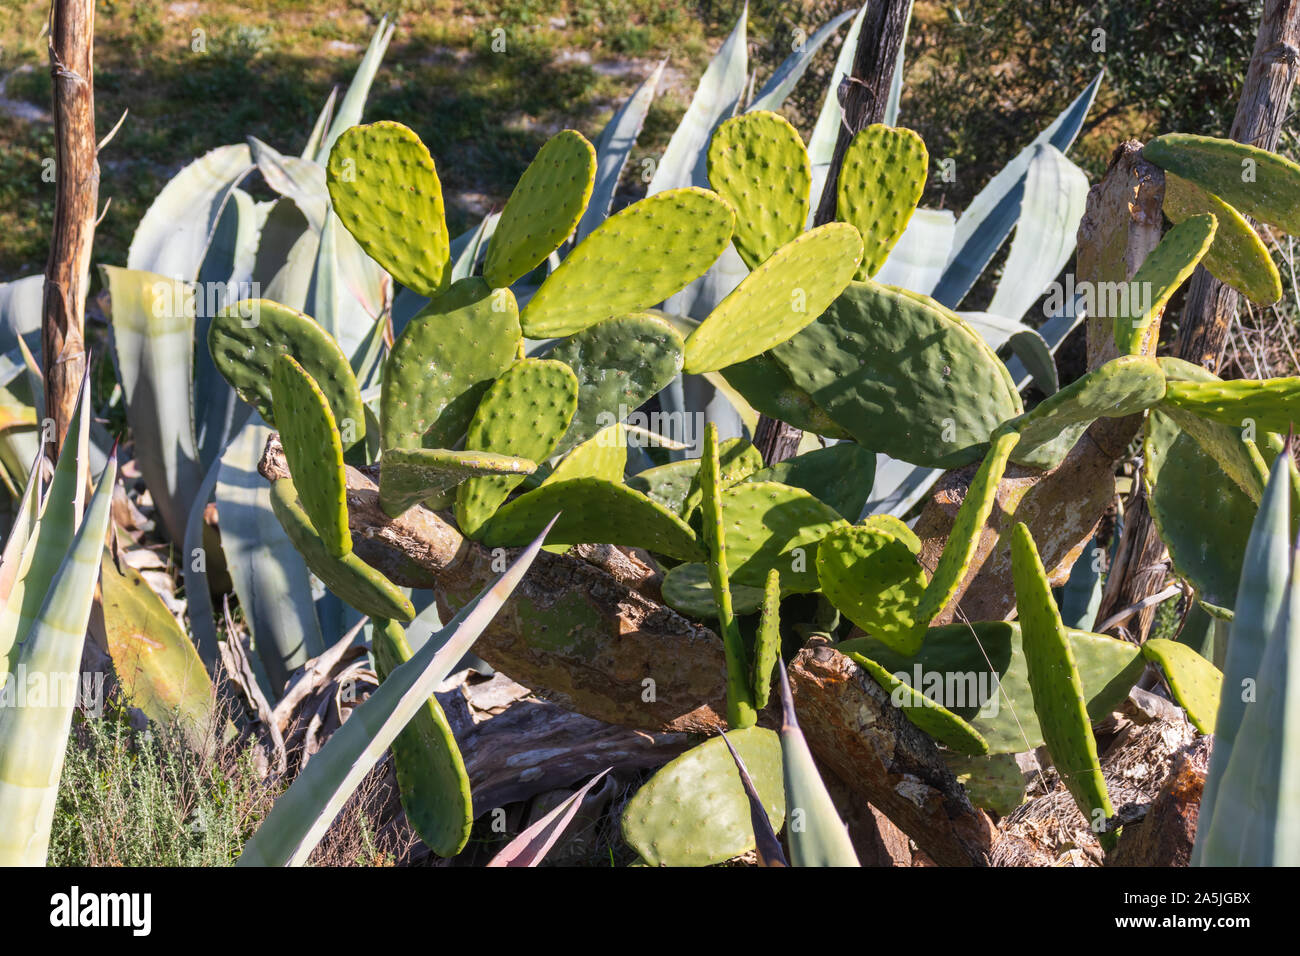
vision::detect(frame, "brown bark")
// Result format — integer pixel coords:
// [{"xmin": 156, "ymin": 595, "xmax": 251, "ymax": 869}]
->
[
  {"xmin": 42, "ymin": 0, "xmax": 98, "ymax": 459},
  {"xmin": 1096, "ymin": 0, "xmax": 1300, "ymax": 637},
  {"xmin": 1108, "ymin": 735, "xmax": 1212, "ymax": 867},
  {"xmin": 752, "ymin": 0, "xmax": 912, "ymax": 465}
]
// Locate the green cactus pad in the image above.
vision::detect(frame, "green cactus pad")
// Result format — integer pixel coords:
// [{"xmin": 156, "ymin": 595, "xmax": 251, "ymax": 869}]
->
[
  {"xmin": 208, "ymin": 299, "xmax": 364, "ymax": 445},
  {"xmin": 917, "ymin": 428, "xmax": 1020, "ymax": 625},
  {"xmin": 701, "ymin": 424, "xmax": 756, "ymax": 729},
  {"xmin": 381, "ymin": 277, "xmax": 522, "ymax": 453},
  {"xmin": 706, "ymin": 110, "xmax": 811, "ymax": 270},
  {"xmin": 719, "ymin": 354, "xmax": 852, "ymax": 438},
  {"xmin": 627, "ymin": 459, "xmax": 699, "ymax": 518},
  {"xmin": 661, "ymin": 562, "xmax": 767, "ymax": 618},
  {"xmin": 844, "ymin": 650, "xmax": 989, "ymax": 754},
  {"xmin": 621, "ymin": 726, "xmax": 784, "ymax": 867},
  {"xmin": 1142, "ymin": 637, "xmax": 1222, "ymax": 734},
  {"xmin": 1114, "ymin": 214, "xmax": 1216, "ymax": 355},
  {"xmin": 521, "ymin": 187, "xmax": 734, "ymax": 337},
  {"xmin": 544, "ymin": 313, "xmax": 684, "ymax": 456},
  {"xmin": 944, "ymin": 753, "xmax": 1027, "ymax": 816},
  {"xmin": 860, "ymin": 514, "xmax": 923, "ymax": 550},
  {"xmin": 839, "ymin": 622, "xmax": 1144, "ymax": 755},
  {"xmin": 1009, "ymin": 355, "xmax": 1167, "ymax": 468},
  {"xmin": 682, "ymin": 223, "xmax": 864, "ymax": 374},
  {"xmin": 270, "ymin": 355, "xmax": 351, "ymax": 557},
  {"xmin": 479, "ymin": 477, "xmax": 702, "ymax": 562},
  {"xmin": 748, "ymin": 442, "xmax": 876, "ymax": 521},
  {"xmin": 270, "ymin": 477, "xmax": 415, "ymax": 622},
  {"xmin": 542, "ymin": 423, "xmax": 626, "ymax": 486},
  {"xmin": 455, "ymin": 358, "xmax": 579, "ymax": 537},
  {"xmin": 1162, "ymin": 376, "xmax": 1300, "ymax": 435},
  {"xmin": 1163, "ymin": 172, "xmax": 1282, "ymax": 305},
  {"xmin": 1011, "ymin": 522, "xmax": 1114, "ymax": 824},
  {"xmin": 372, "ymin": 619, "xmax": 473, "ymax": 857},
  {"xmin": 817, "ymin": 524, "xmax": 928, "ymax": 656},
  {"xmin": 1145, "ymin": 133, "xmax": 1300, "ymax": 235},
  {"xmin": 326, "ymin": 121, "xmax": 450, "ymax": 297},
  {"xmin": 1144, "ymin": 407, "xmax": 1255, "ymax": 614},
  {"xmin": 752, "ymin": 569, "xmax": 782, "ymax": 711},
  {"xmin": 484, "ymin": 130, "xmax": 596, "ymax": 288},
  {"xmin": 773, "ymin": 281, "xmax": 1023, "ymax": 468},
  {"xmin": 683, "ymin": 438, "xmax": 764, "ymax": 520},
  {"xmin": 378, "ymin": 448, "xmax": 537, "ymax": 518},
  {"xmin": 836, "ymin": 124, "xmax": 928, "ymax": 279},
  {"xmin": 719, "ymin": 481, "xmax": 848, "ymax": 591}
]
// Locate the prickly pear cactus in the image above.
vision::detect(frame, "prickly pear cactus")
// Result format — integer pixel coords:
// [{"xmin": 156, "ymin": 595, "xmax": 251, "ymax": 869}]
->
[
  {"xmin": 1141, "ymin": 638, "xmax": 1222, "ymax": 734},
  {"xmin": 835, "ymin": 124, "xmax": 928, "ymax": 279},
  {"xmin": 843, "ymin": 649, "xmax": 989, "ymax": 755},
  {"xmin": 706, "ymin": 110, "xmax": 811, "ymax": 270},
  {"xmin": 718, "ymin": 481, "xmax": 847, "ymax": 591},
  {"xmin": 1113, "ymin": 213, "xmax": 1216, "ymax": 355},
  {"xmin": 326, "ymin": 121, "xmax": 451, "ymax": 296},
  {"xmin": 817, "ymin": 524, "xmax": 927, "ymax": 656},
  {"xmin": 378, "ymin": 448, "xmax": 537, "ymax": 518}
]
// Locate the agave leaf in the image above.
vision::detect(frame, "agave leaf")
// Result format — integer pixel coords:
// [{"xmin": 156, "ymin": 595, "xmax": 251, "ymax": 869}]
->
[
  {"xmin": 236, "ymin": 518, "xmax": 554, "ymax": 867},
  {"xmin": 932, "ymin": 72, "xmax": 1103, "ymax": 309},
  {"xmin": 248, "ymin": 136, "xmax": 328, "ymax": 231},
  {"xmin": 807, "ymin": 4, "xmax": 868, "ymax": 167},
  {"xmin": 101, "ymin": 266, "xmax": 204, "ymax": 544},
  {"xmin": 215, "ymin": 417, "xmax": 324, "ymax": 694},
  {"xmin": 127, "ymin": 143, "xmax": 253, "ymax": 281},
  {"xmin": 0, "ymin": 451, "xmax": 117, "ymax": 865},
  {"xmin": 718, "ymin": 731, "xmax": 787, "ymax": 866},
  {"xmin": 181, "ymin": 453, "xmax": 225, "ymax": 672},
  {"xmin": 302, "ymin": 86, "xmax": 337, "ymax": 162},
  {"xmin": 874, "ymin": 208, "xmax": 956, "ymax": 295},
  {"xmin": 776, "ymin": 664, "xmax": 859, "ymax": 866},
  {"xmin": 486, "ymin": 768, "xmax": 612, "ymax": 867},
  {"xmin": 749, "ymin": 7, "xmax": 858, "ymax": 114},
  {"xmin": 318, "ymin": 15, "xmax": 396, "ymax": 162}
]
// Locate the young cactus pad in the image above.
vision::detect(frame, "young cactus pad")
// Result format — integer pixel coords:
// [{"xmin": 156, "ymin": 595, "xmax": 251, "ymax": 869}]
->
[
  {"xmin": 484, "ymin": 129, "xmax": 597, "ymax": 289},
  {"xmin": 380, "ymin": 277, "xmax": 522, "ymax": 452},
  {"xmin": 378, "ymin": 448, "xmax": 538, "ymax": 518},
  {"xmin": 752, "ymin": 569, "xmax": 782, "ymax": 711},
  {"xmin": 773, "ymin": 281, "xmax": 1023, "ymax": 469},
  {"xmin": 718, "ymin": 481, "xmax": 848, "ymax": 591},
  {"xmin": 520, "ymin": 187, "xmax": 735, "ymax": 337},
  {"xmin": 544, "ymin": 313, "xmax": 684, "ymax": 456},
  {"xmin": 454, "ymin": 358, "xmax": 579, "ymax": 537},
  {"xmin": 270, "ymin": 477, "xmax": 415, "ymax": 622},
  {"xmin": 1113, "ymin": 213, "xmax": 1216, "ymax": 356},
  {"xmin": 371, "ymin": 619, "xmax": 473, "ymax": 857},
  {"xmin": 843, "ymin": 650, "xmax": 989, "ymax": 755},
  {"xmin": 1145, "ymin": 133, "xmax": 1300, "ymax": 235},
  {"xmin": 836, "ymin": 124, "xmax": 928, "ymax": 280},
  {"xmin": 1163, "ymin": 171, "xmax": 1282, "ymax": 305},
  {"xmin": 1010, "ymin": 523, "xmax": 1114, "ymax": 827},
  {"xmin": 326, "ymin": 121, "xmax": 451, "ymax": 297},
  {"xmin": 681, "ymin": 222, "xmax": 863, "ymax": 374},
  {"xmin": 706, "ymin": 110, "xmax": 811, "ymax": 270},
  {"xmin": 270, "ymin": 354, "xmax": 351, "ymax": 557},
  {"xmin": 816, "ymin": 524, "xmax": 928, "ymax": 656},
  {"xmin": 1161, "ymin": 376, "xmax": 1300, "ymax": 435},
  {"xmin": 208, "ymin": 299, "xmax": 364, "ymax": 445},
  {"xmin": 621, "ymin": 726, "xmax": 784, "ymax": 867},
  {"xmin": 700, "ymin": 423, "xmax": 757, "ymax": 730}
]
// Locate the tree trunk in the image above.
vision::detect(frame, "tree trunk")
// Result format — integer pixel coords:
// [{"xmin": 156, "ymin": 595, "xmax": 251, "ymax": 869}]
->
[
  {"xmin": 41, "ymin": 0, "xmax": 98, "ymax": 460},
  {"xmin": 752, "ymin": 0, "xmax": 911, "ymax": 466},
  {"xmin": 1095, "ymin": 0, "xmax": 1300, "ymax": 638}
]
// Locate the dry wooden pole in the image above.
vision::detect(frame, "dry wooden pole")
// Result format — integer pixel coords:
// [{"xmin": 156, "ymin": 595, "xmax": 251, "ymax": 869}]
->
[{"xmin": 41, "ymin": 0, "xmax": 98, "ymax": 460}]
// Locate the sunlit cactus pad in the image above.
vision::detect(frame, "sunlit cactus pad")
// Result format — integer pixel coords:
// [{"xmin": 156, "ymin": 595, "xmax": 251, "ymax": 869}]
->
[
  {"xmin": 372, "ymin": 619, "xmax": 473, "ymax": 857},
  {"xmin": 621, "ymin": 727, "xmax": 784, "ymax": 867},
  {"xmin": 521, "ymin": 187, "xmax": 735, "ymax": 337},
  {"xmin": 706, "ymin": 110, "xmax": 811, "ymax": 269},
  {"xmin": 270, "ymin": 477, "xmax": 415, "ymax": 622},
  {"xmin": 843, "ymin": 649, "xmax": 989, "ymax": 755},
  {"xmin": 327, "ymin": 120, "xmax": 451, "ymax": 297},
  {"xmin": 455, "ymin": 358, "xmax": 578, "ymax": 537},
  {"xmin": 208, "ymin": 299, "xmax": 364, "ymax": 445},
  {"xmin": 1145, "ymin": 133, "xmax": 1300, "ymax": 235},
  {"xmin": 1162, "ymin": 375, "xmax": 1300, "ymax": 434},
  {"xmin": 381, "ymin": 277, "xmax": 522, "ymax": 453},
  {"xmin": 1113, "ymin": 213, "xmax": 1216, "ymax": 355},
  {"xmin": 1141, "ymin": 638, "xmax": 1222, "ymax": 734},
  {"xmin": 270, "ymin": 354, "xmax": 351, "ymax": 557},
  {"xmin": 836, "ymin": 124, "xmax": 928, "ymax": 279},
  {"xmin": 484, "ymin": 129, "xmax": 597, "ymax": 288},
  {"xmin": 1163, "ymin": 171, "xmax": 1282, "ymax": 305},
  {"xmin": 817, "ymin": 524, "xmax": 927, "ymax": 656},
  {"xmin": 682, "ymin": 222, "xmax": 863, "ymax": 374},
  {"xmin": 718, "ymin": 481, "xmax": 847, "ymax": 591},
  {"xmin": 774, "ymin": 280, "xmax": 1022, "ymax": 468},
  {"xmin": 379, "ymin": 448, "xmax": 537, "ymax": 518}
]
